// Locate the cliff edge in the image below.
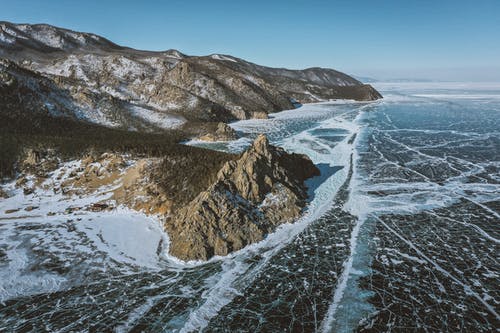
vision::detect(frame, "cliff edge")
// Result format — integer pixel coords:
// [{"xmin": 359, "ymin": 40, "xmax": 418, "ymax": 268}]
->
[{"xmin": 165, "ymin": 135, "xmax": 320, "ymax": 260}]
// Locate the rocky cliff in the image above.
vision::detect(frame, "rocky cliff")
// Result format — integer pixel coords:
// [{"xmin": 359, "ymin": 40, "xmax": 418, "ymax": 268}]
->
[
  {"xmin": 165, "ymin": 135, "xmax": 320, "ymax": 261},
  {"xmin": 8, "ymin": 134, "xmax": 319, "ymax": 261},
  {"xmin": 0, "ymin": 21, "xmax": 382, "ymax": 132}
]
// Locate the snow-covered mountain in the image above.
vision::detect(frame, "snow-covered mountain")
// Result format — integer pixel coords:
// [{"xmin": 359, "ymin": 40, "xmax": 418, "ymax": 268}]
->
[{"xmin": 0, "ymin": 21, "xmax": 381, "ymax": 131}]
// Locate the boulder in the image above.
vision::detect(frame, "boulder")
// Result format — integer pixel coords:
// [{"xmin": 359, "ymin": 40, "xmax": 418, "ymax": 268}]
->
[
  {"xmin": 24, "ymin": 205, "xmax": 38, "ymax": 211},
  {"xmin": 23, "ymin": 187, "xmax": 34, "ymax": 195},
  {"xmin": 0, "ymin": 188, "xmax": 8, "ymax": 198},
  {"xmin": 88, "ymin": 203, "xmax": 111, "ymax": 212}
]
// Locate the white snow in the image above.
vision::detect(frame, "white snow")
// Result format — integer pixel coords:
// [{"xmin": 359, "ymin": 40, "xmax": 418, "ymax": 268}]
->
[
  {"xmin": 66, "ymin": 31, "xmax": 87, "ymax": 44},
  {"xmin": 0, "ymin": 25, "xmax": 27, "ymax": 40},
  {"xmin": 12, "ymin": 25, "xmax": 90, "ymax": 49},
  {"xmin": 128, "ymin": 105, "xmax": 186, "ymax": 129},
  {"xmin": 210, "ymin": 54, "xmax": 237, "ymax": 62},
  {"xmin": 0, "ymin": 32, "xmax": 15, "ymax": 44},
  {"xmin": 38, "ymin": 54, "xmax": 90, "ymax": 82},
  {"xmin": 105, "ymin": 55, "xmax": 147, "ymax": 80},
  {"xmin": 164, "ymin": 50, "xmax": 184, "ymax": 59},
  {"xmin": 75, "ymin": 207, "xmax": 166, "ymax": 268},
  {"xmin": 30, "ymin": 29, "xmax": 65, "ymax": 49},
  {"xmin": 0, "ymin": 159, "xmax": 170, "ymax": 302},
  {"xmin": 244, "ymin": 75, "xmax": 262, "ymax": 86},
  {"xmin": 302, "ymin": 90, "xmax": 324, "ymax": 102}
]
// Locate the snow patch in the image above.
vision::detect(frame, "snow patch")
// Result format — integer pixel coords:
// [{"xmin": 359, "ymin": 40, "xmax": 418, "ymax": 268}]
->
[
  {"xmin": 0, "ymin": 158, "xmax": 171, "ymax": 302},
  {"xmin": 128, "ymin": 105, "xmax": 186, "ymax": 129},
  {"xmin": 0, "ymin": 32, "xmax": 15, "ymax": 44},
  {"xmin": 210, "ymin": 54, "xmax": 237, "ymax": 63}
]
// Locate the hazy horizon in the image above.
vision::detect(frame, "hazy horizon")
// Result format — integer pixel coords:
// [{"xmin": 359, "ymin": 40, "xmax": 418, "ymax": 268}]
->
[
  {"xmin": 2, "ymin": 0, "xmax": 499, "ymax": 81},
  {"xmin": 351, "ymin": 66, "xmax": 500, "ymax": 82}
]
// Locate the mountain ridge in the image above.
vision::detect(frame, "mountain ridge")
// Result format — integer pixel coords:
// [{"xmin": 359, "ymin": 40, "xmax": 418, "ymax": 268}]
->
[{"xmin": 0, "ymin": 21, "xmax": 382, "ymax": 133}]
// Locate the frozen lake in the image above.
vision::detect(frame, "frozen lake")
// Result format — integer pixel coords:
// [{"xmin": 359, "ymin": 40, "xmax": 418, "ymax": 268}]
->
[{"xmin": 1, "ymin": 82, "xmax": 499, "ymax": 332}]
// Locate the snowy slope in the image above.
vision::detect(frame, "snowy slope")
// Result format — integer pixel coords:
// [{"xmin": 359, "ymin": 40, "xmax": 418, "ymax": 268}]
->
[{"xmin": 0, "ymin": 21, "xmax": 381, "ymax": 130}]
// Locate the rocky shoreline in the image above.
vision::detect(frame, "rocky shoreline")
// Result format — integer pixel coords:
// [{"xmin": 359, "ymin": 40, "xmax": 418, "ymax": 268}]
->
[
  {"xmin": 196, "ymin": 122, "xmax": 238, "ymax": 142},
  {"xmin": 167, "ymin": 135, "xmax": 319, "ymax": 260},
  {"xmin": 5, "ymin": 134, "xmax": 319, "ymax": 261},
  {"xmin": 0, "ymin": 21, "xmax": 381, "ymax": 263}
]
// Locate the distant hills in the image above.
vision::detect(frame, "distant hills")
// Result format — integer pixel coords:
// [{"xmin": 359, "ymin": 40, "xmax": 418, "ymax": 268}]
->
[{"xmin": 0, "ymin": 21, "xmax": 381, "ymax": 132}]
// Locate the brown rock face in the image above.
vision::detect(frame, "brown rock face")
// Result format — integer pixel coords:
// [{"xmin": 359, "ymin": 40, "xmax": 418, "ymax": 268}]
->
[
  {"xmin": 19, "ymin": 148, "xmax": 59, "ymax": 177},
  {"xmin": 165, "ymin": 134, "xmax": 320, "ymax": 261},
  {"xmin": 112, "ymin": 158, "xmax": 173, "ymax": 215},
  {"xmin": 198, "ymin": 122, "xmax": 238, "ymax": 142}
]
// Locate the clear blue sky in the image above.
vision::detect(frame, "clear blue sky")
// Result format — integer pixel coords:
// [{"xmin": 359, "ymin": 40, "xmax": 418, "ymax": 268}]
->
[{"xmin": 2, "ymin": 0, "xmax": 500, "ymax": 80}]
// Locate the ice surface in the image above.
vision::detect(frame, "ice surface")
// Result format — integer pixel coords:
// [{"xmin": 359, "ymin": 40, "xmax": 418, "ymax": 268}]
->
[
  {"xmin": 1, "ymin": 84, "xmax": 499, "ymax": 332},
  {"xmin": 0, "ymin": 163, "xmax": 169, "ymax": 303},
  {"xmin": 330, "ymin": 83, "xmax": 500, "ymax": 332}
]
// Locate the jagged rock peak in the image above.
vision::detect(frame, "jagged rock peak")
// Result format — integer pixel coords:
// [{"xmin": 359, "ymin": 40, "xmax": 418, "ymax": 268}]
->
[
  {"xmin": 165, "ymin": 134, "xmax": 320, "ymax": 261},
  {"xmin": 252, "ymin": 134, "xmax": 270, "ymax": 155}
]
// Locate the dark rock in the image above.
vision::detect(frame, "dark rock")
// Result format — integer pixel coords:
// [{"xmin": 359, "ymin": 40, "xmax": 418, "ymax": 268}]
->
[
  {"xmin": 88, "ymin": 203, "xmax": 110, "ymax": 212},
  {"xmin": 23, "ymin": 187, "xmax": 34, "ymax": 195},
  {"xmin": 0, "ymin": 188, "xmax": 8, "ymax": 198}
]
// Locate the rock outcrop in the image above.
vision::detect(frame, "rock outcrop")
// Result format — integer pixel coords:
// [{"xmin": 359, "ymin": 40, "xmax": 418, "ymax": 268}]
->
[
  {"xmin": 165, "ymin": 134, "xmax": 320, "ymax": 261},
  {"xmin": 111, "ymin": 158, "xmax": 173, "ymax": 215},
  {"xmin": 19, "ymin": 148, "xmax": 59, "ymax": 178},
  {"xmin": 198, "ymin": 122, "xmax": 238, "ymax": 141},
  {"xmin": 10, "ymin": 135, "xmax": 319, "ymax": 262}
]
